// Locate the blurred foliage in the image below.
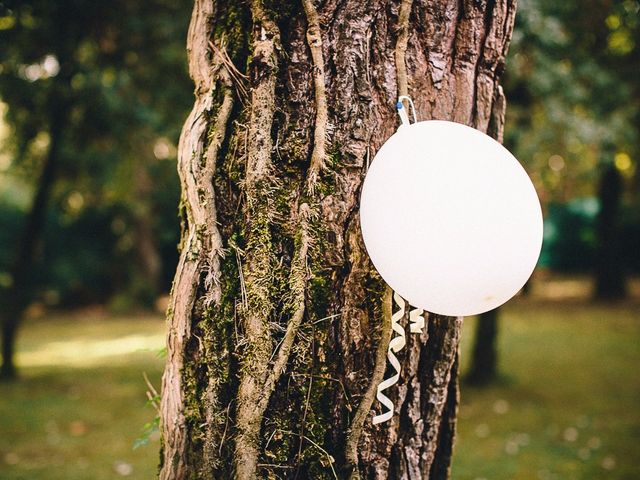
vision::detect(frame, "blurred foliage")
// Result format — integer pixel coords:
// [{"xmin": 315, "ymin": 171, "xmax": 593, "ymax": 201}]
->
[
  {"xmin": 505, "ymin": 0, "xmax": 640, "ymax": 272},
  {"xmin": 0, "ymin": 0, "xmax": 192, "ymax": 307},
  {"xmin": 505, "ymin": 0, "xmax": 639, "ymax": 202},
  {"xmin": 541, "ymin": 197, "xmax": 640, "ymax": 273},
  {"xmin": 0, "ymin": 0, "xmax": 639, "ymax": 307},
  {"xmin": 540, "ymin": 200, "xmax": 599, "ymax": 271}
]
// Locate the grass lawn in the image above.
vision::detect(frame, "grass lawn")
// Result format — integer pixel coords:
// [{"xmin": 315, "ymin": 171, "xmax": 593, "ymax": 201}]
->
[
  {"xmin": 0, "ymin": 313, "xmax": 166, "ymax": 479},
  {"xmin": 454, "ymin": 299, "xmax": 640, "ymax": 480},
  {"xmin": 0, "ymin": 286, "xmax": 638, "ymax": 478}
]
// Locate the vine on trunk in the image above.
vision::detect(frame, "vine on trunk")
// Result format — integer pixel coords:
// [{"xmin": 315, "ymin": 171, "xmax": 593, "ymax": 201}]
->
[
  {"xmin": 235, "ymin": 0, "xmax": 333, "ymax": 476},
  {"xmin": 159, "ymin": 23, "xmax": 235, "ymax": 478},
  {"xmin": 233, "ymin": 2, "xmax": 281, "ymax": 478}
]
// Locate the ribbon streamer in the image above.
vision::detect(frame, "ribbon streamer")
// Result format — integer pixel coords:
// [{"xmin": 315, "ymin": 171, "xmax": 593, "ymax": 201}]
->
[
  {"xmin": 372, "ymin": 291, "xmax": 406, "ymax": 425},
  {"xmin": 409, "ymin": 307, "xmax": 424, "ymax": 333},
  {"xmin": 372, "ymin": 96, "xmax": 424, "ymax": 425}
]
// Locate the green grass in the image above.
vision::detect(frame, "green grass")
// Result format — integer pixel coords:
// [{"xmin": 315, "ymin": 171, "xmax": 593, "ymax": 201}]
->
[
  {"xmin": 0, "ymin": 314, "xmax": 165, "ymax": 479},
  {"xmin": 0, "ymin": 296, "xmax": 638, "ymax": 479},
  {"xmin": 454, "ymin": 300, "xmax": 640, "ymax": 480}
]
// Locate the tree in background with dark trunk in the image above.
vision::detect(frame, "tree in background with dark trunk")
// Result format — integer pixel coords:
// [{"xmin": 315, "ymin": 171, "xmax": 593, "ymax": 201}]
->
[
  {"xmin": 594, "ymin": 158, "xmax": 627, "ymax": 300},
  {"xmin": 0, "ymin": 0, "xmax": 76, "ymax": 379},
  {"xmin": 0, "ymin": 0, "xmax": 192, "ymax": 377},
  {"xmin": 466, "ymin": 308, "xmax": 499, "ymax": 386},
  {"xmin": 0, "ymin": 97, "xmax": 67, "ymax": 380},
  {"xmin": 159, "ymin": 0, "xmax": 516, "ymax": 478},
  {"xmin": 465, "ymin": 72, "xmax": 511, "ymax": 388}
]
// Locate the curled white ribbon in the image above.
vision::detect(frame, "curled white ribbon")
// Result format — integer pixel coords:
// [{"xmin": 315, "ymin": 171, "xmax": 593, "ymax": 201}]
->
[
  {"xmin": 372, "ymin": 97, "xmax": 425, "ymax": 425},
  {"xmin": 409, "ymin": 307, "xmax": 425, "ymax": 334},
  {"xmin": 372, "ymin": 291, "xmax": 406, "ymax": 425},
  {"xmin": 372, "ymin": 294, "xmax": 426, "ymax": 425}
]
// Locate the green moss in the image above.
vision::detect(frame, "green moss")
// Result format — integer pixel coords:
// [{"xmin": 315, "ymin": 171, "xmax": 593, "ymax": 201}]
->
[
  {"xmin": 221, "ymin": 232, "xmax": 242, "ymax": 303},
  {"xmin": 325, "ymin": 143, "xmax": 343, "ymax": 170},
  {"xmin": 314, "ymin": 144, "xmax": 341, "ymax": 197},
  {"xmin": 244, "ymin": 207, "xmax": 275, "ymax": 317},
  {"xmin": 213, "ymin": 1, "xmax": 251, "ymax": 68},
  {"xmin": 259, "ymin": 331, "xmax": 335, "ymax": 478},
  {"xmin": 262, "ymin": 0, "xmax": 300, "ymax": 24},
  {"xmin": 308, "ymin": 273, "xmax": 331, "ymax": 320},
  {"xmin": 278, "ymin": 130, "xmax": 312, "ymax": 174},
  {"xmin": 219, "ymin": 119, "xmax": 247, "ymax": 189}
]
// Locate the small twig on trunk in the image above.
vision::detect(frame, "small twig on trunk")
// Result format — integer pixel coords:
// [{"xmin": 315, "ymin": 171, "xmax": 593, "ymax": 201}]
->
[
  {"xmin": 290, "ymin": 372, "xmax": 353, "ymax": 412},
  {"xmin": 208, "ymin": 39, "xmax": 249, "ymax": 101},
  {"xmin": 277, "ymin": 429, "xmax": 339, "ymax": 480},
  {"xmin": 293, "ymin": 371, "xmax": 314, "ymax": 479},
  {"xmin": 311, "ymin": 313, "xmax": 341, "ymax": 325},
  {"xmin": 218, "ymin": 403, "xmax": 232, "ymax": 456}
]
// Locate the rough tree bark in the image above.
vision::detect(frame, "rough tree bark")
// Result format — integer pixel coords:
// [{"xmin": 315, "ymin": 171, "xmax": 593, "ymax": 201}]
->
[{"xmin": 159, "ymin": 0, "xmax": 516, "ymax": 478}]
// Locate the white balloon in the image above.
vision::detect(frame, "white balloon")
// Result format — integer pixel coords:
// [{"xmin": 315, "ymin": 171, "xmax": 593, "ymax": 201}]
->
[{"xmin": 359, "ymin": 120, "xmax": 543, "ymax": 316}]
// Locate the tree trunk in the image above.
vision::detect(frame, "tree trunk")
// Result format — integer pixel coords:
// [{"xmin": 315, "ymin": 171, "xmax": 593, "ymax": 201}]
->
[
  {"xmin": 132, "ymin": 156, "xmax": 164, "ymax": 307},
  {"xmin": 594, "ymin": 161, "xmax": 626, "ymax": 300},
  {"xmin": 466, "ymin": 308, "xmax": 498, "ymax": 386},
  {"xmin": 159, "ymin": 0, "xmax": 516, "ymax": 478},
  {"xmin": 0, "ymin": 103, "xmax": 66, "ymax": 380},
  {"xmin": 464, "ymin": 68, "xmax": 510, "ymax": 389}
]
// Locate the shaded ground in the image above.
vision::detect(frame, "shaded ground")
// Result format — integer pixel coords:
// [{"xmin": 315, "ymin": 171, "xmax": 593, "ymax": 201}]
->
[{"xmin": 0, "ymin": 277, "xmax": 638, "ymax": 479}]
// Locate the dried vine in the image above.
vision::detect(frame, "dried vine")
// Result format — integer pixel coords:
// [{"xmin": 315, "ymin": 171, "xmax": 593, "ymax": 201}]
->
[
  {"xmin": 233, "ymin": 1, "xmax": 281, "ymax": 478},
  {"xmin": 159, "ymin": 0, "xmax": 234, "ymax": 473},
  {"xmin": 234, "ymin": 0, "xmax": 331, "ymax": 476},
  {"xmin": 395, "ymin": 0, "xmax": 414, "ymax": 98},
  {"xmin": 345, "ymin": 287, "xmax": 394, "ymax": 479},
  {"xmin": 257, "ymin": 203, "xmax": 313, "ymax": 414},
  {"xmin": 302, "ymin": 0, "xmax": 328, "ymax": 192}
]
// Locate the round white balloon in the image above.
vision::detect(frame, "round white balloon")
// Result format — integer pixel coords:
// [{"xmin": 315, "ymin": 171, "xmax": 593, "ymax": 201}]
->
[{"xmin": 360, "ymin": 120, "xmax": 543, "ymax": 316}]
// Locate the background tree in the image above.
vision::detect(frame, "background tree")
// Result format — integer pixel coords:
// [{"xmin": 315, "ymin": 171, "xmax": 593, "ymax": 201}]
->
[
  {"xmin": 594, "ymin": 156, "xmax": 626, "ymax": 299},
  {"xmin": 0, "ymin": 0, "xmax": 192, "ymax": 378},
  {"xmin": 159, "ymin": 0, "xmax": 516, "ymax": 478},
  {"xmin": 504, "ymin": 0, "xmax": 639, "ymax": 280},
  {"xmin": 466, "ymin": 308, "xmax": 499, "ymax": 386},
  {"xmin": 466, "ymin": 0, "xmax": 640, "ymax": 384}
]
